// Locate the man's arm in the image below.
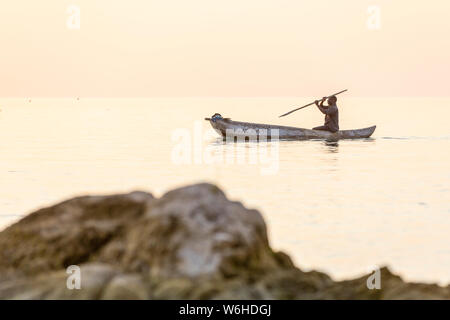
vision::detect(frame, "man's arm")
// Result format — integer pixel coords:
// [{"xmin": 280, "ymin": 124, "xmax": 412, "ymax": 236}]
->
[
  {"xmin": 315, "ymin": 97, "xmax": 329, "ymax": 114},
  {"xmin": 321, "ymin": 105, "xmax": 337, "ymax": 115}
]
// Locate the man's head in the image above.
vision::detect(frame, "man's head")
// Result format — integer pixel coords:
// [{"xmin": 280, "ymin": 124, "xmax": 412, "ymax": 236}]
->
[{"xmin": 328, "ymin": 96, "xmax": 337, "ymax": 105}]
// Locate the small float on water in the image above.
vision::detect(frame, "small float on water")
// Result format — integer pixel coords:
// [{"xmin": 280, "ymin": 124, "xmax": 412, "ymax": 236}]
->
[{"xmin": 205, "ymin": 113, "xmax": 376, "ymax": 141}]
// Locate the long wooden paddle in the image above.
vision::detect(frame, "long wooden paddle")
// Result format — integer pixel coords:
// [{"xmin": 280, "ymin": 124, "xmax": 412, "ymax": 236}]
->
[{"xmin": 278, "ymin": 89, "xmax": 348, "ymax": 118}]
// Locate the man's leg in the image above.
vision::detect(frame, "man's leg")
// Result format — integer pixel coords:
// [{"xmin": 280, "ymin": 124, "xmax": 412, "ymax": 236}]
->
[{"xmin": 312, "ymin": 125, "xmax": 331, "ymax": 131}]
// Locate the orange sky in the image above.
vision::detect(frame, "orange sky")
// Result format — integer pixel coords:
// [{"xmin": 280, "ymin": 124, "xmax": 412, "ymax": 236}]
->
[{"xmin": 1, "ymin": 0, "xmax": 449, "ymax": 97}]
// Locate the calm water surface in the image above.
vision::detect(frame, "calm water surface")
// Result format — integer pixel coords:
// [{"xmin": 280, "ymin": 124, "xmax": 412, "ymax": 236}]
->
[{"xmin": 0, "ymin": 98, "xmax": 449, "ymax": 284}]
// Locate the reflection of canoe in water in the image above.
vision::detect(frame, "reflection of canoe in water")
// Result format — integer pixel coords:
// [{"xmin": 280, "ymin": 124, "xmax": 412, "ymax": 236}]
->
[{"xmin": 205, "ymin": 114, "xmax": 376, "ymax": 141}]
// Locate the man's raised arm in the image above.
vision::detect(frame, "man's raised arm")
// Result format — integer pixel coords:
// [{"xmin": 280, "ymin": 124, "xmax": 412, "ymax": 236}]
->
[{"xmin": 315, "ymin": 97, "xmax": 328, "ymax": 114}]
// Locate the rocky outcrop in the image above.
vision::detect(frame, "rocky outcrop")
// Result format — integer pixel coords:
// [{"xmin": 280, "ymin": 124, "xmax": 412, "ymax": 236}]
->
[{"xmin": 0, "ymin": 183, "xmax": 448, "ymax": 299}]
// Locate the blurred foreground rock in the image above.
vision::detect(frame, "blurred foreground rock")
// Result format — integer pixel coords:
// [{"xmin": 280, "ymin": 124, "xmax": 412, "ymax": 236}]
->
[{"xmin": 0, "ymin": 183, "xmax": 448, "ymax": 299}]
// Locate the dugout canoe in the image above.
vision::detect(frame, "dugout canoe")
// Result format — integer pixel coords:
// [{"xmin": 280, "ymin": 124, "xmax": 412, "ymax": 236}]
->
[{"xmin": 205, "ymin": 114, "xmax": 376, "ymax": 140}]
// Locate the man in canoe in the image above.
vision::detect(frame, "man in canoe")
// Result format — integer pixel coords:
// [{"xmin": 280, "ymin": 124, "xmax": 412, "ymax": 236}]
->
[{"xmin": 313, "ymin": 96, "xmax": 339, "ymax": 133}]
